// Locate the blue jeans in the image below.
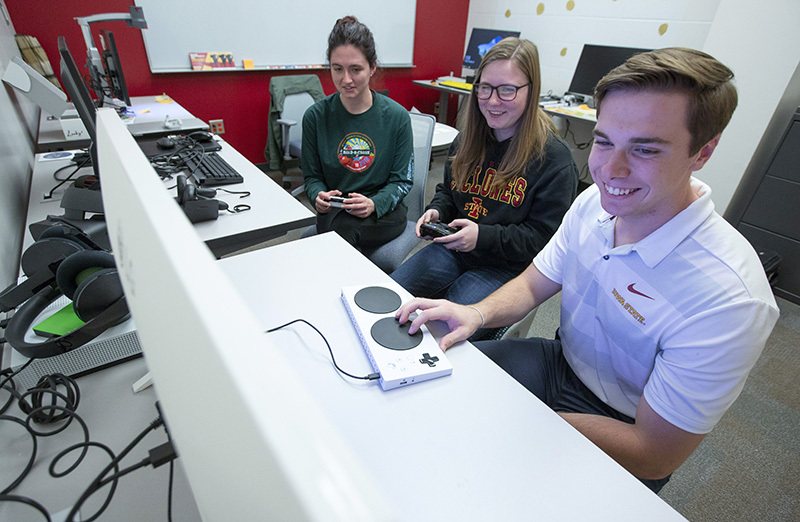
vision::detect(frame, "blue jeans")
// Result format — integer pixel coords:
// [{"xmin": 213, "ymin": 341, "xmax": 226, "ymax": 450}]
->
[
  {"xmin": 475, "ymin": 336, "xmax": 672, "ymax": 494},
  {"xmin": 390, "ymin": 242, "xmax": 517, "ymax": 340}
]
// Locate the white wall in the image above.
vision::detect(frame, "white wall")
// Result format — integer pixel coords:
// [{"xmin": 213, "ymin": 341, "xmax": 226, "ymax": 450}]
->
[
  {"xmin": 0, "ymin": 0, "xmax": 38, "ymax": 293},
  {"xmin": 465, "ymin": 0, "xmax": 800, "ymax": 213},
  {"xmin": 700, "ymin": 0, "xmax": 800, "ymax": 214}
]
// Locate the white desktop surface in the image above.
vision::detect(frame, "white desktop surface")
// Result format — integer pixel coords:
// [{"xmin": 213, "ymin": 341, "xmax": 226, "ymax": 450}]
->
[
  {"xmin": 186, "ymin": 136, "xmax": 315, "ymax": 256},
  {"xmin": 37, "ymin": 95, "xmax": 209, "ymax": 152},
  {"xmin": 0, "ymin": 357, "xmax": 203, "ymax": 521},
  {"xmin": 24, "ymin": 137, "xmax": 314, "ymax": 258},
  {"xmin": 217, "ymin": 232, "xmax": 685, "ymax": 521}
]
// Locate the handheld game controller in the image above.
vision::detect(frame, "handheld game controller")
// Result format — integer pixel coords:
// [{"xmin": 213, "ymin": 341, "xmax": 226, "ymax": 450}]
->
[
  {"xmin": 420, "ymin": 221, "xmax": 460, "ymax": 238},
  {"xmin": 329, "ymin": 195, "xmax": 346, "ymax": 208}
]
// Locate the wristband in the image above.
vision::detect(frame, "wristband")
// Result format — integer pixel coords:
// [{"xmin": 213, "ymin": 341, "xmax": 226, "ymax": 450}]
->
[{"xmin": 468, "ymin": 306, "xmax": 485, "ymax": 329}]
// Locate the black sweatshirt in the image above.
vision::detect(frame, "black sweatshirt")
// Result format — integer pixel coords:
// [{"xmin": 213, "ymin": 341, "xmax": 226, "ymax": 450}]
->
[{"xmin": 427, "ymin": 133, "xmax": 578, "ymax": 273}]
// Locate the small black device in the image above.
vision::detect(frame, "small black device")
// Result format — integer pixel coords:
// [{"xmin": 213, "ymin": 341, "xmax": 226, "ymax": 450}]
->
[
  {"xmin": 156, "ymin": 137, "xmax": 176, "ymax": 149},
  {"xmin": 420, "ymin": 221, "xmax": 460, "ymax": 238},
  {"xmin": 329, "ymin": 195, "xmax": 346, "ymax": 208},
  {"xmin": 187, "ymin": 130, "xmax": 214, "ymax": 143},
  {"xmin": 175, "ymin": 174, "xmax": 228, "ymax": 223}
]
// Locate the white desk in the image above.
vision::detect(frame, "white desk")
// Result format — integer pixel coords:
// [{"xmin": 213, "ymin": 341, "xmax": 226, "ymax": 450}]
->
[
  {"xmin": 24, "ymin": 137, "xmax": 315, "ymax": 258},
  {"xmin": 0, "ymin": 357, "xmax": 203, "ymax": 521},
  {"xmin": 544, "ymin": 103, "xmax": 597, "ymax": 123},
  {"xmin": 1, "ymin": 232, "xmax": 685, "ymax": 520},
  {"xmin": 36, "ymin": 95, "xmax": 208, "ymax": 153},
  {"xmin": 413, "ymin": 79, "xmax": 471, "ymax": 123},
  {"xmin": 216, "ymin": 232, "xmax": 686, "ymax": 521}
]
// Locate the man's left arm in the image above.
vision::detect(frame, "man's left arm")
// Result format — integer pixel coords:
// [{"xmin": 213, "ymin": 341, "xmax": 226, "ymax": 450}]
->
[{"xmin": 559, "ymin": 396, "xmax": 705, "ymax": 480}]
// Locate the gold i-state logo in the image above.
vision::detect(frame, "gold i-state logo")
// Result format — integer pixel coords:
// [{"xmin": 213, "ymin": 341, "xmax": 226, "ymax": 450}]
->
[{"xmin": 338, "ymin": 133, "xmax": 376, "ymax": 173}]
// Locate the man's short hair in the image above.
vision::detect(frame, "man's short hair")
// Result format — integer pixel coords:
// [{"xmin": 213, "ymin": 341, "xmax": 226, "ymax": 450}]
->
[{"xmin": 594, "ymin": 47, "xmax": 738, "ymax": 155}]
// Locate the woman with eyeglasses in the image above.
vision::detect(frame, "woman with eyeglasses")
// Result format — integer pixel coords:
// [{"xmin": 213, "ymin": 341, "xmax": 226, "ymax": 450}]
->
[{"xmin": 391, "ymin": 37, "xmax": 578, "ymax": 340}]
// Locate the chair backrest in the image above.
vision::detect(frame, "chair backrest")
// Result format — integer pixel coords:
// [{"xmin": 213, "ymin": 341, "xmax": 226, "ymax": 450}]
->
[
  {"xmin": 406, "ymin": 112, "xmax": 436, "ymax": 220},
  {"xmin": 280, "ymin": 91, "xmax": 316, "ymax": 147},
  {"xmin": 266, "ymin": 74, "xmax": 325, "ymax": 170}
]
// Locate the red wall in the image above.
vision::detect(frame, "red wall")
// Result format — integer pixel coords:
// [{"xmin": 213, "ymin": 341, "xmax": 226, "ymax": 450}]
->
[{"xmin": 5, "ymin": 1, "xmax": 469, "ymax": 165}]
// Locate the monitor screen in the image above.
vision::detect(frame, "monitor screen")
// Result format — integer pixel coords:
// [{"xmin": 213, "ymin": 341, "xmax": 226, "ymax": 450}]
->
[
  {"xmin": 99, "ymin": 30, "xmax": 131, "ymax": 106},
  {"xmin": 462, "ymin": 28, "xmax": 521, "ymax": 70},
  {"xmin": 567, "ymin": 44, "xmax": 652, "ymax": 105},
  {"xmin": 95, "ymin": 108, "xmax": 394, "ymax": 521},
  {"xmin": 58, "ymin": 36, "xmax": 99, "ymax": 178}
]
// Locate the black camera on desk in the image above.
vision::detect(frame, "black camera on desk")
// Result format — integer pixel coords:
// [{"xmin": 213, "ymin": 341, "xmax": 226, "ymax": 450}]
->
[{"xmin": 175, "ymin": 174, "xmax": 227, "ymax": 223}]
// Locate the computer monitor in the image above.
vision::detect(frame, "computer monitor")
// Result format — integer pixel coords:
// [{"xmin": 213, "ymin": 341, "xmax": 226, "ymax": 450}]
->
[
  {"xmin": 2, "ymin": 56, "xmax": 70, "ymax": 118},
  {"xmin": 58, "ymin": 36, "xmax": 99, "ymax": 179},
  {"xmin": 99, "ymin": 30, "xmax": 131, "ymax": 107},
  {"xmin": 566, "ymin": 44, "xmax": 652, "ymax": 107},
  {"xmin": 95, "ymin": 107, "xmax": 394, "ymax": 521},
  {"xmin": 462, "ymin": 28, "xmax": 521, "ymax": 81}
]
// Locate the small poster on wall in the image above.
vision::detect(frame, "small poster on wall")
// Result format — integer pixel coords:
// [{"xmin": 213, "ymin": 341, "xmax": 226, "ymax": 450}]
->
[{"xmin": 189, "ymin": 52, "xmax": 235, "ymax": 70}]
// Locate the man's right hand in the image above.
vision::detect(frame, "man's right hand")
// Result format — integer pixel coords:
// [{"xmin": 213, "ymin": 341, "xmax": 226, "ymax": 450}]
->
[{"xmin": 395, "ymin": 298, "xmax": 483, "ymax": 351}]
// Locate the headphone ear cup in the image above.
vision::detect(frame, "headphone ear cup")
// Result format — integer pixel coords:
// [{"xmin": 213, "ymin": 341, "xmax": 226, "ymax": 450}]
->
[
  {"xmin": 55, "ymin": 250, "xmax": 117, "ymax": 301},
  {"xmin": 176, "ymin": 174, "xmax": 187, "ymax": 204},
  {"xmin": 184, "ymin": 182, "xmax": 197, "ymax": 203},
  {"xmin": 72, "ymin": 268, "xmax": 124, "ymax": 322},
  {"xmin": 21, "ymin": 237, "xmax": 85, "ymax": 277}
]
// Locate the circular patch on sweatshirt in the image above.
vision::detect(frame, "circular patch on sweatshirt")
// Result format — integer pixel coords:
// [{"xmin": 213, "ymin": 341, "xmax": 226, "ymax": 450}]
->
[{"xmin": 338, "ymin": 132, "xmax": 375, "ymax": 172}]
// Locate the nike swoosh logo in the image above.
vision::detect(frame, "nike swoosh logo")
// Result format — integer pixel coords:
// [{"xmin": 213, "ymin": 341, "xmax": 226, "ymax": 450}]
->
[{"xmin": 627, "ymin": 283, "xmax": 654, "ymax": 300}]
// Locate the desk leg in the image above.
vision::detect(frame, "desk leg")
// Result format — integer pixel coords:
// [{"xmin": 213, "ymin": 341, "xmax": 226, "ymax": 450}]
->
[{"xmin": 438, "ymin": 91, "xmax": 449, "ymax": 123}]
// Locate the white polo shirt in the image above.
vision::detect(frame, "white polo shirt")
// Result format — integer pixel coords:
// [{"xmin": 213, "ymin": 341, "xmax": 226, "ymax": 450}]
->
[{"xmin": 533, "ymin": 179, "xmax": 779, "ymax": 434}]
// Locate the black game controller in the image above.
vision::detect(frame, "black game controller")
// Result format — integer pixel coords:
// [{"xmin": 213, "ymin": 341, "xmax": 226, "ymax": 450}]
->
[
  {"xmin": 420, "ymin": 221, "xmax": 460, "ymax": 238},
  {"xmin": 329, "ymin": 195, "xmax": 346, "ymax": 208}
]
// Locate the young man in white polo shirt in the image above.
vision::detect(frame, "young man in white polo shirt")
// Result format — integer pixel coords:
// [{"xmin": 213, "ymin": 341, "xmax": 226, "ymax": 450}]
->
[{"xmin": 395, "ymin": 47, "xmax": 780, "ymax": 492}]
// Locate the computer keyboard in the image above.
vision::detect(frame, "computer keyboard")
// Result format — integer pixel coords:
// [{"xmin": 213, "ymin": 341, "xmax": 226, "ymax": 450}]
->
[{"xmin": 185, "ymin": 152, "xmax": 244, "ymax": 186}]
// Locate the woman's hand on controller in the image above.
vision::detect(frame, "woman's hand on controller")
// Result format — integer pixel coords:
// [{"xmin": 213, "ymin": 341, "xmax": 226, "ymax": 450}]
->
[
  {"xmin": 342, "ymin": 192, "xmax": 374, "ymax": 218},
  {"xmin": 435, "ymin": 219, "xmax": 478, "ymax": 252},
  {"xmin": 315, "ymin": 189, "xmax": 342, "ymax": 214},
  {"xmin": 415, "ymin": 209, "xmax": 440, "ymax": 237}
]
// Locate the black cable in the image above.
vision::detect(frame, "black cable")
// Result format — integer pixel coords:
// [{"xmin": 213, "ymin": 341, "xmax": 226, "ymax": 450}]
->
[
  {"xmin": 65, "ymin": 416, "xmax": 165, "ymax": 522},
  {"xmin": 44, "ymin": 153, "xmax": 93, "ymax": 200},
  {"xmin": 0, "ymin": 414, "xmax": 38, "ymax": 495},
  {"xmin": 0, "ymin": 358, "xmax": 34, "ymax": 414},
  {"xmin": 1, "ymin": 364, "xmax": 177, "ymax": 521},
  {"xmin": 218, "ymin": 187, "xmax": 251, "ymax": 198},
  {"xmin": 266, "ymin": 319, "xmax": 380, "ymax": 381},
  {"xmin": 227, "ymin": 204, "xmax": 251, "ymax": 214},
  {"xmin": 563, "ymin": 119, "xmax": 594, "ymax": 151},
  {"xmin": 0, "ymin": 494, "xmax": 51, "ymax": 521}
]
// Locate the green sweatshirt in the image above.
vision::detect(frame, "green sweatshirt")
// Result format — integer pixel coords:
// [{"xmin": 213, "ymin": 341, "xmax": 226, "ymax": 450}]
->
[{"xmin": 301, "ymin": 91, "xmax": 413, "ymax": 218}]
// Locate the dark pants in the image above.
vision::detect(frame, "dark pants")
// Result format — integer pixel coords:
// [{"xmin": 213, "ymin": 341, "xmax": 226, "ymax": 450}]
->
[
  {"xmin": 317, "ymin": 203, "xmax": 407, "ymax": 253},
  {"xmin": 475, "ymin": 336, "xmax": 671, "ymax": 494}
]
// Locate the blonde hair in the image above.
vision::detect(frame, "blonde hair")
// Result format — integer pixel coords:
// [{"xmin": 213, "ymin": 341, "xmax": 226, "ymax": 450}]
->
[{"xmin": 450, "ymin": 37, "xmax": 555, "ymax": 190}]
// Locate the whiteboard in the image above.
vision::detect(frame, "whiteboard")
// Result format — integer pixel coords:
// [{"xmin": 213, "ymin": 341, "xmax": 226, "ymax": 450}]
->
[{"xmin": 134, "ymin": 1, "xmax": 416, "ymax": 72}]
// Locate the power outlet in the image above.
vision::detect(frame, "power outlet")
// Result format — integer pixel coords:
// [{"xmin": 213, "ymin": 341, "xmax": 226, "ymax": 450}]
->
[{"xmin": 209, "ymin": 119, "xmax": 225, "ymax": 134}]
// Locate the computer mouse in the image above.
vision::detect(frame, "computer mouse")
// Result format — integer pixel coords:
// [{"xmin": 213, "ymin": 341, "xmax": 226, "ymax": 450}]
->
[{"xmin": 156, "ymin": 137, "xmax": 176, "ymax": 149}]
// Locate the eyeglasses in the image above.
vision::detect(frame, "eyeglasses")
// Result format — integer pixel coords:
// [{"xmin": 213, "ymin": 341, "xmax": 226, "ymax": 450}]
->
[{"xmin": 473, "ymin": 83, "xmax": 530, "ymax": 101}]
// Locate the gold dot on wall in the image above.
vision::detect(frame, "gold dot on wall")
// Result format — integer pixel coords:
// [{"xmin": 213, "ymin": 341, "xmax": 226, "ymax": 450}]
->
[
  {"xmin": 505, "ymin": 9, "xmax": 511, "ymax": 18},
  {"xmin": 659, "ymin": 23, "xmax": 669, "ymax": 35},
  {"xmin": 566, "ymin": 0, "xmax": 575, "ymax": 11},
  {"xmin": 537, "ymin": 3, "xmax": 545, "ymax": 15},
  {"xmin": 560, "ymin": 47, "xmax": 568, "ymax": 57}
]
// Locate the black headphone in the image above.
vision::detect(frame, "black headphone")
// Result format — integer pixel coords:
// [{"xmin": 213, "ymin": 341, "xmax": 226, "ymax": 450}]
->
[
  {"xmin": 175, "ymin": 174, "xmax": 227, "ymax": 223},
  {"xmin": 1, "ymin": 223, "xmax": 130, "ymax": 359}
]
